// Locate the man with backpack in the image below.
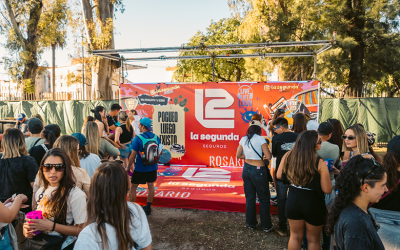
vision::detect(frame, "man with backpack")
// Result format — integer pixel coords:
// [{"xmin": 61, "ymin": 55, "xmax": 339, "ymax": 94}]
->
[{"xmin": 128, "ymin": 117, "xmax": 162, "ymax": 215}]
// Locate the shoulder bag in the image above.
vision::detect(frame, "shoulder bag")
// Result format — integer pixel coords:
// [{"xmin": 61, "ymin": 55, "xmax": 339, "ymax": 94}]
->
[
  {"xmin": 24, "ymin": 190, "xmax": 66, "ymax": 250},
  {"xmin": 248, "ymin": 140, "xmax": 273, "ymax": 182}
]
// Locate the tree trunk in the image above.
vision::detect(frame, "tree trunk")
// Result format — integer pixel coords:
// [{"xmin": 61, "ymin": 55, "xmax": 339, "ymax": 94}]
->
[
  {"xmin": 52, "ymin": 44, "xmax": 56, "ymax": 99},
  {"xmin": 345, "ymin": 0, "xmax": 365, "ymax": 97}
]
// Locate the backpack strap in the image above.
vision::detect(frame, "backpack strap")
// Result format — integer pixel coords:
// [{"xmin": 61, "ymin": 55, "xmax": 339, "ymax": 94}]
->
[
  {"xmin": 41, "ymin": 144, "xmax": 49, "ymax": 152},
  {"xmin": 32, "ymin": 138, "xmax": 42, "ymax": 148}
]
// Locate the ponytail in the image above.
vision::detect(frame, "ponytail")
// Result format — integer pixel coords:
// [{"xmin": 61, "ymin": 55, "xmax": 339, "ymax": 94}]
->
[
  {"xmin": 91, "ymin": 106, "xmax": 105, "ymax": 123},
  {"xmin": 43, "ymin": 124, "xmax": 61, "ymax": 149},
  {"xmin": 382, "ymin": 151, "xmax": 400, "ymax": 191}
]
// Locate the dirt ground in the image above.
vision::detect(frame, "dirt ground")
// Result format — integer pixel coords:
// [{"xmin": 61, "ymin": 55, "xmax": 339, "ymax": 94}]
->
[{"xmin": 147, "ymin": 207, "xmax": 289, "ymax": 250}]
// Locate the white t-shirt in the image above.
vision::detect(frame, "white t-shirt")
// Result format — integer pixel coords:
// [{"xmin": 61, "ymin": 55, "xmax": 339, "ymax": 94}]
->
[
  {"xmin": 80, "ymin": 153, "xmax": 101, "ymax": 178},
  {"xmin": 74, "ymin": 202, "xmax": 152, "ymax": 250},
  {"xmin": 35, "ymin": 186, "xmax": 87, "ymax": 249},
  {"xmin": 239, "ymin": 134, "xmax": 268, "ymax": 160}
]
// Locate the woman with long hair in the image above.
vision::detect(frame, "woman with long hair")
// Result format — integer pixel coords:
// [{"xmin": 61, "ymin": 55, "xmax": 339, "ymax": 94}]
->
[
  {"xmin": 82, "ymin": 121, "xmax": 120, "ymax": 159},
  {"xmin": 29, "ymin": 124, "xmax": 61, "ymax": 166},
  {"xmin": 292, "ymin": 113, "xmax": 307, "ymax": 134},
  {"xmin": 325, "ymin": 156, "xmax": 387, "ymax": 250},
  {"xmin": 236, "ymin": 122, "xmax": 273, "ymax": 232},
  {"xmin": 277, "ymin": 130, "xmax": 332, "ymax": 250},
  {"xmin": 129, "ymin": 109, "xmax": 141, "ymax": 136},
  {"xmin": 268, "ymin": 108, "xmax": 286, "ymax": 137},
  {"xmin": 342, "ymin": 125, "xmax": 374, "ymax": 162},
  {"xmin": 369, "ymin": 135, "xmax": 400, "ymax": 248},
  {"xmin": 353, "ymin": 123, "xmax": 381, "ymax": 162},
  {"xmin": 23, "ymin": 148, "xmax": 87, "ymax": 250},
  {"xmin": 71, "ymin": 133, "xmax": 101, "ymax": 178},
  {"xmin": 74, "ymin": 161, "xmax": 152, "ymax": 250},
  {"xmin": 115, "ymin": 111, "xmax": 135, "ymax": 169},
  {"xmin": 91, "ymin": 106, "xmax": 108, "ymax": 137},
  {"xmin": 251, "ymin": 113, "xmax": 269, "ymax": 136},
  {"xmin": 53, "ymin": 135, "xmax": 91, "ymax": 196},
  {"xmin": 327, "ymin": 118, "xmax": 344, "ymax": 155},
  {"xmin": 0, "ymin": 128, "xmax": 38, "ymax": 214},
  {"xmin": 81, "ymin": 116, "xmax": 94, "ymax": 133}
]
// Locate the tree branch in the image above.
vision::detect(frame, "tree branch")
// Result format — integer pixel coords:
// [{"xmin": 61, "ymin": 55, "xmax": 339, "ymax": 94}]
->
[{"xmin": 3, "ymin": 0, "xmax": 25, "ymax": 49}]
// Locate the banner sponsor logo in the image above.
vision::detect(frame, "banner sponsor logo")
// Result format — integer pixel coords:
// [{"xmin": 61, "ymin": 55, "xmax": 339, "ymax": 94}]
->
[
  {"xmin": 195, "ymin": 89, "xmax": 235, "ymax": 129},
  {"xmin": 182, "ymin": 167, "xmax": 231, "ymax": 182}
]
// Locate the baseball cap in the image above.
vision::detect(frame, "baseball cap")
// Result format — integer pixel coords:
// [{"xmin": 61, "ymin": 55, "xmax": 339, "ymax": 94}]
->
[
  {"xmin": 249, "ymin": 120, "xmax": 262, "ymax": 128},
  {"xmin": 17, "ymin": 113, "xmax": 26, "ymax": 121},
  {"xmin": 71, "ymin": 133, "xmax": 88, "ymax": 147},
  {"xmin": 387, "ymin": 135, "xmax": 400, "ymax": 159},
  {"xmin": 318, "ymin": 122, "xmax": 334, "ymax": 135},
  {"xmin": 140, "ymin": 117, "xmax": 153, "ymax": 132},
  {"xmin": 27, "ymin": 118, "xmax": 43, "ymax": 134}
]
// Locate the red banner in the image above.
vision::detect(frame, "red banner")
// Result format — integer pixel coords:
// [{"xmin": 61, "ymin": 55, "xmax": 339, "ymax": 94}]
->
[
  {"xmin": 134, "ymin": 165, "xmax": 278, "ymax": 213},
  {"xmin": 120, "ymin": 81, "xmax": 319, "ymax": 167}
]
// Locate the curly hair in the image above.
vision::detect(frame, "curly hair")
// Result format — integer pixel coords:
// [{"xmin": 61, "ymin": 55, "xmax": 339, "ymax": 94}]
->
[
  {"xmin": 382, "ymin": 151, "xmax": 400, "ymax": 192},
  {"xmin": 325, "ymin": 155, "xmax": 386, "ymax": 235}
]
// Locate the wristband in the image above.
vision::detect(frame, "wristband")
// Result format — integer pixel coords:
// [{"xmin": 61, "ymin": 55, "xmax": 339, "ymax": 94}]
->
[{"xmin": 52, "ymin": 222, "xmax": 56, "ymax": 231}]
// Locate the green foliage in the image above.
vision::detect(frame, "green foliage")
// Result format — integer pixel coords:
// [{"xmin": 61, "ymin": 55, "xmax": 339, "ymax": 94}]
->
[
  {"xmin": 230, "ymin": 0, "xmax": 400, "ymax": 95},
  {"xmin": 173, "ymin": 18, "xmax": 251, "ymax": 82}
]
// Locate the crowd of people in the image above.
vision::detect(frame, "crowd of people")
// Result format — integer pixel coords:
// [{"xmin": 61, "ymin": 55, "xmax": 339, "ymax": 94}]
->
[
  {"xmin": 238, "ymin": 112, "xmax": 400, "ymax": 250},
  {"xmin": 0, "ymin": 105, "xmax": 158, "ymax": 250},
  {"xmin": 1, "ymin": 104, "xmax": 399, "ymax": 250}
]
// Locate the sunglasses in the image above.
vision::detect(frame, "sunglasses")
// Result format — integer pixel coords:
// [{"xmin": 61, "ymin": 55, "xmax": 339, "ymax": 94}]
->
[
  {"xmin": 42, "ymin": 164, "xmax": 65, "ymax": 172},
  {"xmin": 273, "ymin": 126, "xmax": 281, "ymax": 131},
  {"xmin": 277, "ymin": 109, "xmax": 285, "ymax": 113},
  {"xmin": 361, "ymin": 159, "xmax": 381, "ymax": 185},
  {"xmin": 341, "ymin": 135, "xmax": 356, "ymax": 140}
]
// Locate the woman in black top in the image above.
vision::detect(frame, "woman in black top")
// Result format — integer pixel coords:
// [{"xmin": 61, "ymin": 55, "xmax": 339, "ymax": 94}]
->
[
  {"xmin": 29, "ymin": 124, "xmax": 61, "ymax": 166},
  {"xmin": 369, "ymin": 135, "xmax": 400, "ymax": 249},
  {"xmin": 0, "ymin": 129, "xmax": 38, "ymax": 213},
  {"xmin": 277, "ymin": 130, "xmax": 332, "ymax": 250},
  {"xmin": 326, "ymin": 156, "xmax": 387, "ymax": 250},
  {"xmin": 115, "ymin": 111, "xmax": 134, "ymax": 169}
]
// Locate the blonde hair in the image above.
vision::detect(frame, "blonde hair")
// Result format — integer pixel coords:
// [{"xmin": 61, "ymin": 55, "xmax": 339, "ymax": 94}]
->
[
  {"xmin": 342, "ymin": 125, "xmax": 369, "ymax": 155},
  {"xmin": 82, "ymin": 121, "xmax": 101, "ymax": 155},
  {"xmin": 54, "ymin": 135, "xmax": 81, "ymax": 168},
  {"xmin": 118, "ymin": 111, "xmax": 131, "ymax": 132},
  {"xmin": 1, "ymin": 129, "xmax": 28, "ymax": 159},
  {"xmin": 32, "ymin": 114, "xmax": 44, "ymax": 123}
]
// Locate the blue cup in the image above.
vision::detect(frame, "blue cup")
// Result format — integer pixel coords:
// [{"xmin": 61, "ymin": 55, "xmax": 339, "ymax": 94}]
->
[{"xmin": 325, "ymin": 159, "xmax": 334, "ymax": 172}]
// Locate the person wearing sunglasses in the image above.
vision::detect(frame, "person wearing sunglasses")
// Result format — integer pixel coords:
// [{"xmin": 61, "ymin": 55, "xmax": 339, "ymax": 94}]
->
[
  {"xmin": 325, "ymin": 155, "xmax": 387, "ymax": 250},
  {"xmin": 369, "ymin": 135, "xmax": 400, "ymax": 249},
  {"xmin": 268, "ymin": 108, "xmax": 286, "ymax": 137},
  {"xmin": 271, "ymin": 117, "xmax": 299, "ymax": 237},
  {"xmin": 277, "ymin": 131, "xmax": 332, "ymax": 250},
  {"xmin": 23, "ymin": 148, "xmax": 87, "ymax": 250},
  {"xmin": 342, "ymin": 125, "xmax": 374, "ymax": 164}
]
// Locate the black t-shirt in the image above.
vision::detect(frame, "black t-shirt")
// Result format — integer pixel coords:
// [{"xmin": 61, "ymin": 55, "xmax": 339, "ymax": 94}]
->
[
  {"xmin": 0, "ymin": 154, "xmax": 38, "ymax": 202},
  {"xmin": 271, "ymin": 131, "xmax": 299, "ymax": 176},
  {"xmin": 30, "ymin": 144, "xmax": 52, "ymax": 166},
  {"xmin": 106, "ymin": 114, "xmax": 117, "ymax": 129},
  {"xmin": 335, "ymin": 203, "xmax": 384, "ymax": 250},
  {"xmin": 371, "ymin": 171, "xmax": 400, "ymax": 212}
]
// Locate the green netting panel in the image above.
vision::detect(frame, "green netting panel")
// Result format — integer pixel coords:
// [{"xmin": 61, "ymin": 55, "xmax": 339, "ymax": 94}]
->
[
  {"xmin": 320, "ymin": 98, "xmax": 400, "ymax": 143},
  {"xmin": 0, "ymin": 100, "xmax": 117, "ymax": 135}
]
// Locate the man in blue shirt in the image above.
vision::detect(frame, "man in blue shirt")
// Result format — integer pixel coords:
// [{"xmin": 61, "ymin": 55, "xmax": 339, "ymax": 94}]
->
[{"xmin": 128, "ymin": 117, "xmax": 162, "ymax": 215}]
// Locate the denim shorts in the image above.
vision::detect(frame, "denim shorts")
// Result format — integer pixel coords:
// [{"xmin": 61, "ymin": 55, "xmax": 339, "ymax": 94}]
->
[{"xmin": 119, "ymin": 143, "xmax": 132, "ymax": 159}]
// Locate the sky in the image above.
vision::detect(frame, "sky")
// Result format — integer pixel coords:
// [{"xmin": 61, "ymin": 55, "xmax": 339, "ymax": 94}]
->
[{"xmin": 0, "ymin": 0, "xmax": 233, "ymax": 83}]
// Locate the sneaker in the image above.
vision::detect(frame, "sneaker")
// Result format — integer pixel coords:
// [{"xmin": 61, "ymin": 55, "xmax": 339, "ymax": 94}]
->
[
  {"xmin": 273, "ymin": 224, "xmax": 288, "ymax": 237},
  {"xmin": 247, "ymin": 222, "xmax": 259, "ymax": 230},
  {"xmin": 263, "ymin": 226, "xmax": 274, "ymax": 233},
  {"xmin": 142, "ymin": 206, "xmax": 151, "ymax": 215}
]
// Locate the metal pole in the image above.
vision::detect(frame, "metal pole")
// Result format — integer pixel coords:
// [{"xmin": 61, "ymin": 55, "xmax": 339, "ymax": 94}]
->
[
  {"xmin": 212, "ymin": 52, "xmax": 215, "ymax": 82},
  {"xmin": 313, "ymin": 49, "xmax": 317, "ymax": 80},
  {"xmin": 82, "ymin": 30, "xmax": 85, "ymax": 100},
  {"xmin": 122, "ymin": 57, "xmax": 125, "ymax": 83}
]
